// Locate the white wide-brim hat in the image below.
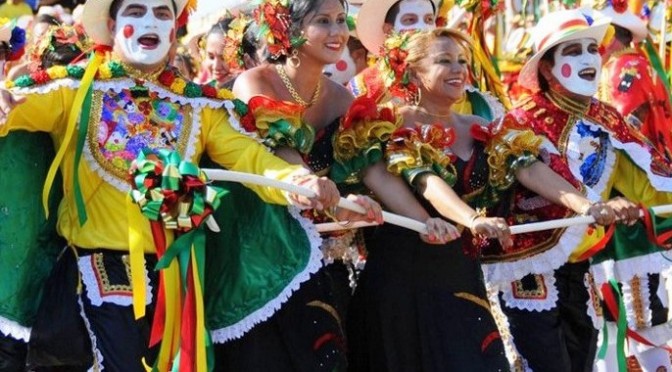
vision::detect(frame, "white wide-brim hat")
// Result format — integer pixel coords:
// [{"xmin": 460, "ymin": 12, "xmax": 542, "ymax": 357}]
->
[
  {"xmin": 518, "ymin": 8, "xmax": 610, "ymax": 91},
  {"xmin": 648, "ymin": 2, "xmax": 672, "ymax": 44},
  {"xmin": 596, "ymin": 6, "xmax": 647, "ymax": 42},
  {"xmin": 356, "ymin": 0, "xmax": 436, "ymax": 54},
  {"xmin": 82, "ymin": 0, "xmax": 189, "ymax": 46}
]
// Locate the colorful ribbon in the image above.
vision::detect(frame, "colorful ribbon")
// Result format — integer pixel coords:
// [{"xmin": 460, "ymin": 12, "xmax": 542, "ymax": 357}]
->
[{"xmin": 129, "ymin": 149, "xmax": 224, "ymax": 372}]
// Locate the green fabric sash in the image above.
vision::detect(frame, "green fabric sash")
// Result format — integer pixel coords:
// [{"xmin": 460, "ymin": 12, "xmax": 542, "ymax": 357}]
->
[
  {"xmin": 0, "ymin": 131, "xmax": 63, "ymax": 328},
  {"xmin": 202, "ymin": 161, "xmax": 318, "ymax": 340}
]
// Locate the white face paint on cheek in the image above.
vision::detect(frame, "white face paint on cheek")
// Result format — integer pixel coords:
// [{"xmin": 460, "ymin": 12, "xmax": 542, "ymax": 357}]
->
[
  {"xmin": 550, "ymin": 39, "xmax": 601, "ymax": 97},
  {"xmin": 114, "ymin": 0, "xmax": 175, "ymax": 65},
  {"xmin": 394, "ymin": 0, "xmax": 435, "ymax": 32}
]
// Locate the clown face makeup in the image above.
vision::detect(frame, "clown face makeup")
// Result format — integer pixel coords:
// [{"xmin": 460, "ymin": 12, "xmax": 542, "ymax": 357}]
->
[
  {"xmin": 323, "ymin": 47, "xmax": 357, "ymax": 85},
  {"xmin": 550, "ymin": 38, "xmax": 601, "ymax": 97},
  {"xmin": 394, "ymin": 0, "xmax": 435, "ymax": 32},
  {"xmin": 113, "ymin": 0, "xmax": 175, "ymax": 66}
]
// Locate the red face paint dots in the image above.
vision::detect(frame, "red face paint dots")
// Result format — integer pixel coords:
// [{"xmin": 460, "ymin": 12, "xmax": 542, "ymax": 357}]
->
[
  {"xmin": 561, "ymin": 64, "xmax": 572, "ymax": 78},
  {"xmin": 123, "ymin": 25, "xmax": 134, "ymax": 39}
]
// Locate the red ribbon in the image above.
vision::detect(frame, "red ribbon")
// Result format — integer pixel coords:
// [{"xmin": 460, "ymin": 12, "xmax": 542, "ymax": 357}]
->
[
  {"xmin": 576, "ymin": 224, "xmax": 616, "ymax": 261},
  {"xmin": 149, "ymin": 221, "xmax": 167, "ymax": 348},
  {"xmin": 601, "ymin": 283, "xmax": 672, "ymax": 353},
  {"xmin": 640, "ymin": 205, "xmax": 672, "ymax": 249}
]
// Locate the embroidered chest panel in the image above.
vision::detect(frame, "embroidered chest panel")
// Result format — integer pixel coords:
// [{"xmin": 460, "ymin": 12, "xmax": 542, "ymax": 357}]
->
[
  {"xmin": 563, "ymin": 118, "xmax": 615, "ymax": 195},
  {"xmin": 86, "ymin": 88, "xmax": 193, "ymax": 191}
]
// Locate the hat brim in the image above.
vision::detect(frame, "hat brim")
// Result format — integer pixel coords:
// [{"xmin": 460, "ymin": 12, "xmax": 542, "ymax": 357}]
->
[
  {"xmin": 518, "ymin": 19, "xmax": 609, "ymax": 91},
  {"xmin": 82, "ymin": 0, "xmax": 187, "ymax": 46},
  {"xmin": 356, "ymin": 0, "xmax": 435, "ymax": 54},
  {"xmin": 598, "ymin": 7, "xmax": 647, "ymax": 42},
  {"xmin": 356, "ymin": 0, "xmax": 400, "ymax": 54}
]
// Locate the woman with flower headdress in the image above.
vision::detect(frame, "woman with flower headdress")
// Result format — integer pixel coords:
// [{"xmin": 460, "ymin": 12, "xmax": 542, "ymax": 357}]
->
[
  {"xmin": 205, "ymin": 0, "xmax": 458, "ymax": 370},
  {"xmin": 195, "ymin": 16, "xmax": 235, "ymax": 86},
  {"xmin": 343, "ymin": 27, "xmax": 619, "ymax": 372}
]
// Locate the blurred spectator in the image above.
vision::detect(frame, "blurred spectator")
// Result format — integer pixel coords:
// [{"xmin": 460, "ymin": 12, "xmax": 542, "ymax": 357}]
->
[{"xmin": 172, "ymin": 44, "xmax": 197, "ymax": 80}]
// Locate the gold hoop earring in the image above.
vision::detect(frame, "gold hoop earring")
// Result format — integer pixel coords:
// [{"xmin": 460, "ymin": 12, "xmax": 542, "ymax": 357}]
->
[
  {"xmin": 288, "ymin": 49, "xmax": 301, "ymax": 69},
  {"xmin": 408, "ymin": 88, "xmax": 421, "ymax": 106}
]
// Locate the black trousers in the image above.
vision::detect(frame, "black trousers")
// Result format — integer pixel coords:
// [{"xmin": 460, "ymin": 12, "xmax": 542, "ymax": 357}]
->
[
  {"xmin": 0, "ymin": 335, "xmax": 26, "ymax": 372},
  {"xmin": 502, "ymin": 261, "xmax": 598, "ymax": 372}
]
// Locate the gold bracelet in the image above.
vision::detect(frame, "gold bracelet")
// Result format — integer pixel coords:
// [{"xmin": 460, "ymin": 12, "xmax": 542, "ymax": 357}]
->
[
  {"xmin": 468, "ymin": 208, "xmax": 487, "ymax": 229},
  {"xmin": 323, "ymin": 206, "xmax": 339, "ymax": 221}
]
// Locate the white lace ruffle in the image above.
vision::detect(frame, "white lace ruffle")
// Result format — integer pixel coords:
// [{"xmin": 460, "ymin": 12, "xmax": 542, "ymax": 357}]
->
[
  {"xmin": 78, "ymin": 254, "xmax": 154, "ymax": 307},
  {"xmin": 78, "ymin": 295, "xmax": 104, "ymax": 371},
  {"xmin": 608, "ymin": 133, "xmax": 672, "ymax": 193},
  {"xmin": 500, "ymin": 272, "xmax": 559, "ymax": 312},
  {"xmin": 0, "ymin": 315, "xmax": 31, "ymax": 342},
  {"xmin": 9, "ymin": 78, "xmax": 81, "ymax": 95},
  {"xmin": 222, "ymin": 100, "xmax": 262, "ymax": 140},
  {"xmin": 482, "ymin": 222, "xmax": 588, "ymax": 285},
  {"xmin": 210, "ymin": 206, "xmax": 324, "ymax": 343},
  {"xmin": 590, "ymin": 253, "xmax": 672, "ymax": 289}
]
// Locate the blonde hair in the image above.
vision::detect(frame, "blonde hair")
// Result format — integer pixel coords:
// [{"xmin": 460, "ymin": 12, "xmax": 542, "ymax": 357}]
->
[{"xmin": 405, "ymin": 28, "xmax": 473, "ymax": 71}]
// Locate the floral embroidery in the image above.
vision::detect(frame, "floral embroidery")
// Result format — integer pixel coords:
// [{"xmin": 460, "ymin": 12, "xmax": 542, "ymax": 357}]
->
[{"xmin": 90, "ymin": 88, "xmax": 191, "ymax": 183}]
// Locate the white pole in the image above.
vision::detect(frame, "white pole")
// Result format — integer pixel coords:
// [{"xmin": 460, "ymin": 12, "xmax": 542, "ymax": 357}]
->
[
  {"xmin": 317, "ymin": 205, "xmax": 672, "ymax": 234},
  {"xmin": 203, "ymin": 169, "xmax": 428, "ymax": 234}
]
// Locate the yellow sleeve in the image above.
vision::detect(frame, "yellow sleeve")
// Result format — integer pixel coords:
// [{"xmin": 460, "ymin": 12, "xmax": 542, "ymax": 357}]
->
[
  {"xmin": 613, "ymin": 152, "xmax": 672, "ymax": 206},
  {"xmin": 0, "ymin": 87, "xmax": 72, "ymax": 137},
  {"xmin": 201, "ymin": 108, "xmax": 303, "ymax": 205}
]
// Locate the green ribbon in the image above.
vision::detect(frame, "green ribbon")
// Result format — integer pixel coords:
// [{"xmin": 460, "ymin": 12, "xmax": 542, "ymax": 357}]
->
[
  {"xmin": 129, "ymin": 149, "xmax": 225, "ymax": 230},
  {"xmin": 73, "ymin": 83, "xmax": 93, "ymax": 226},
  {"xmin": 610, "ymin": 279, "xmax": 627, "ymax": 372},
  {"xmin": 643, "ymin": 39, "xmax": 672, "ymax": 108}
]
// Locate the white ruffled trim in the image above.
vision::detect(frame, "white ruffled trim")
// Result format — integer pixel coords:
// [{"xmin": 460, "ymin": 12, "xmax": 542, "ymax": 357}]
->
[
  {"xmin": 143, "ymin": 81, "xmax": 228, "ymax": 110},
  {"xmin": 590, "ymin": 253, "xmax": 672, "ymax": 289},
  {"xmin": 609, "ymin": 137, "xmax": 672, "ymax": 192},
  {"xmin": 78, "ymin": 295, "xmax": 104, "ymax": 371},
  {"xmin": 0, "ymin": 315, "xmax": 31, "ymax": 342},
  {"xmin": 466, "ymin": 85, "xmax": 505, "ymax": 120},
  {"xmin": 500, "ymin": 272, "xmax": 560, "ymax": 312},
  {"xmin": 622, "ymin": 276, "xmax": 653, "ymax": 329},
  {"xmin": 82, "ymin": 144, "xmax": 131, "ymax": 193},
  {"xmin": 482, "ymin": 222, "xmax": 589, "ymax": 285},
  {"xmin": 78, "ymin": 255, "xmax": 153, "ymax": 307},
  {"xmin": 184, "ymin": 105, "xmax": 203, "ymax": 163},
  {"xmin": 629, "ymin": 323, "xmax": 672, "ymax": 353},
  {"xmin": 222, "ymin": 100, "xmax": 262, "ymax": 140},
  {"xmin": 9, "ymin": 77, "xmax": 81, "ymax": 95},
  {"xmin": 210, "ymin": 206, "xmax": 324, "ymax": 343}
]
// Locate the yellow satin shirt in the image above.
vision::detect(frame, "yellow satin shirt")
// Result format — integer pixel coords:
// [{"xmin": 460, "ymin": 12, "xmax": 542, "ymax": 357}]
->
[{"xmin": 0, "ymin": 81, "xmax": 301, "ymax": 253}]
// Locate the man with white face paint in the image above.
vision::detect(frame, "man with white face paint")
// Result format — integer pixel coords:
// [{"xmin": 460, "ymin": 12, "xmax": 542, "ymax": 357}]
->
[
  {"xmin": 0, "ymin": 0, "xmax": 342, "ymax": 369},
  {"xmin": 349, "ymin": 0, "xmax": 505, "ymax": 122},
  {"xmin": 483, "ymin": 9, "xmax": 672, "ymax": 372}
]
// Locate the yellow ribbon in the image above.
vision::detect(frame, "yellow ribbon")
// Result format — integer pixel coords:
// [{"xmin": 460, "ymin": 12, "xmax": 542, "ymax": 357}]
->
[
  {"xmin": 192, "ymin": 246, "xmax": 207, "ymax": 372},
  {"xmin": 42, "ymin": 51, "xmax": 104, "ymax": 218},
  {"xmin": 127, "ymin": 194, "xmax": 148, "ymax": 320}
]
